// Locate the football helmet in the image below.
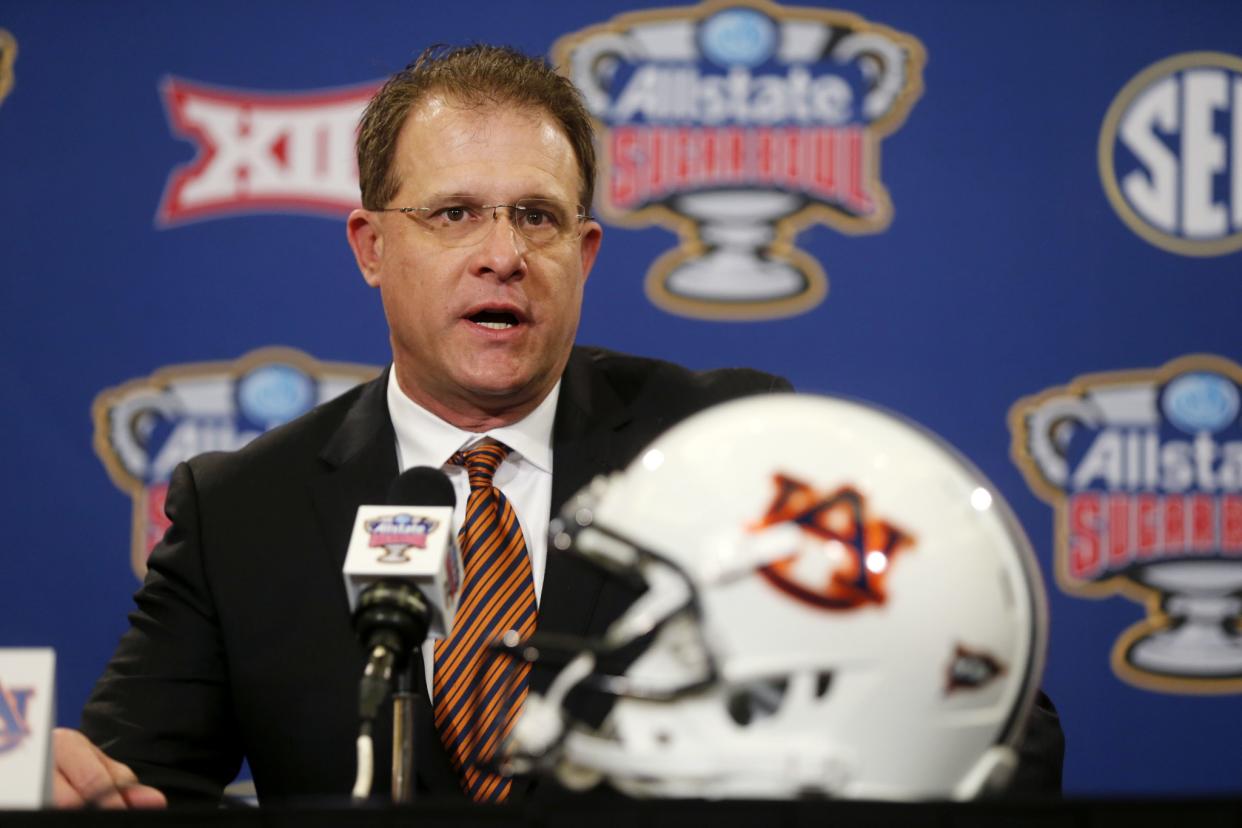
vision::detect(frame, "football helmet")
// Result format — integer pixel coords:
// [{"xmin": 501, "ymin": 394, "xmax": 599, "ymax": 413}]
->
[{"xmin": 506, "ymin": 393, "xmax": 1048, "ymax": 800}]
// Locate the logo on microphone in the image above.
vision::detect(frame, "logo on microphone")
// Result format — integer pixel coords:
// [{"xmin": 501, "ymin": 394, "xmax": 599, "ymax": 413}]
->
[
  {"xmin": 553, "ymin": 0, "xmax": 925, "ymax": 320},
  {"xmin": 753, "ymin": 473, "xmax": 913, "ymax": 609},
  {"xmin": 1010, "ymin": 354, "xmax": 1242, "ymax": 693},
  {"xmin": 0, "ymin": 682, "xmax": 34, "ymax": 754},
  {"xmin": 93, "ymin": 348, "xmax": 378, "ymax": 578},
  {"xmin": 365, "ymin": 513, "xmax": 440, "ymax": 563},
  {"xmin": 1100, "ymin": 52, "xmax": 1242, "ymax": 256}
]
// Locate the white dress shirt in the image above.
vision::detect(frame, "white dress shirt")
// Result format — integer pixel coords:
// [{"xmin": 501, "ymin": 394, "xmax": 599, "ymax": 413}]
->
[{"xmin": 385, "ymin": 369, "xmax": 558, "ymax": 696}]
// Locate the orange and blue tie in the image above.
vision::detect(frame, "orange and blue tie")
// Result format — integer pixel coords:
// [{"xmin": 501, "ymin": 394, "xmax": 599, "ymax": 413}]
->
[{"xmin": 433, "ymin": 439, "xmax": 536, "ymax": 802}]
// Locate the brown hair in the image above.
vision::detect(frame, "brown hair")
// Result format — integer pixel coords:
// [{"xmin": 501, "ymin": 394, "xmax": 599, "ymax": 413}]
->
[{"xmin": 356, "ymin": 44, "xmax": 596, "ymax": 212}]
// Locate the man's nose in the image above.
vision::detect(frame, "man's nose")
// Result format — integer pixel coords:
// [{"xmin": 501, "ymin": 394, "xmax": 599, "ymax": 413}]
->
[{"xmin": 469, "ymin": 209, "xmax": 527, "ymax": 280}]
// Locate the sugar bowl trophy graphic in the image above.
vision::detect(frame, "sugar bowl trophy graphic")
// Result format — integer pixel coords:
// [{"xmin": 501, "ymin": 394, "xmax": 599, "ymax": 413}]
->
[
  {"xmin": 93, "ymin": 349, "xmax": 376, "ymax": 578},
  {"xmin": 1011, "ymin": 355, "xmax": 1242, "ymax": 693},
  {"xmin": 365, "ymin": 514, "xmax": 439, "ymax": 563},
  {"xmin": 553, "ymin": 0, "xmax": 925, "ymax": 320}
]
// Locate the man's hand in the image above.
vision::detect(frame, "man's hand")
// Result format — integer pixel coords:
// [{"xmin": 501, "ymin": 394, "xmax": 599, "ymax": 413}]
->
[{"xmin": 51, "ymin": 728, "xmax": 167, "ymax": 809}]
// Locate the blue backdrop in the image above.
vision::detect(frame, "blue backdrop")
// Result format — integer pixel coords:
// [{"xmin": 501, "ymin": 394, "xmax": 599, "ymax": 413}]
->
[{"xmin": 2, "ymin": 0, "xmax": 1240, "ymax": 796}]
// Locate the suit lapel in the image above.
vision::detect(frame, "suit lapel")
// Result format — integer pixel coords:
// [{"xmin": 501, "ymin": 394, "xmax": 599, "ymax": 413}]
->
[
  {"xmin": 308, "ymin": 368, "xmax": 398, "ymax": 579},
  {"xmin": 539, "ymin": 349, "xmax": 638, "ymax": 665},
  {"xmin": 549, "ymin": 349, "xmax": 632, "ymax": 514}
]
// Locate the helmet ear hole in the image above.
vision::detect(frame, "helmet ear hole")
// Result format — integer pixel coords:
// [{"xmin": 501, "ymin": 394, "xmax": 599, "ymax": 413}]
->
[
  {"xmin": 726, "ymin": 677, "xmax": 790, "ymax": 726},
  {"xmin": 725, "ymin": 691, "xmax": 751, "ymax": 726}
]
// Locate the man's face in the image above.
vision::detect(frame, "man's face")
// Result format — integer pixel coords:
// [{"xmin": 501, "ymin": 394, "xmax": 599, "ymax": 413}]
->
[{"xmin": 348, "ymin": 96, "xmax": 602, "ymax": 428}]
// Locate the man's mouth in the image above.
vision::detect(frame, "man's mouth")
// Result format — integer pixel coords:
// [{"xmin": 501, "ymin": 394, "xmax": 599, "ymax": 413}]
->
[{"xmin": 466, "ymin": 309, "xmax": 522, "ymax": 330}]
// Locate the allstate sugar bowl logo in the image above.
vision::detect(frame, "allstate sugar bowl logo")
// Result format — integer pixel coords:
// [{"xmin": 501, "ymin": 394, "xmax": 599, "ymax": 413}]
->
[
  {"xmin": 1010, "ymin": 355, "xmax": 1242, "ymax": 693},
  {"xmin": 553, "ymin": 0, "xmax": 925, "ymax": 320},
  {"xmin": 1100, "ymin": 52, "xmax": 1242, "ymax": 257},
  {"xmin": 366, "ymin": 514, "xmax": 439, "ymax": 563},
  {"xmin": 93, "ymin": 348, "xmax": 377, "ymax": 577}
]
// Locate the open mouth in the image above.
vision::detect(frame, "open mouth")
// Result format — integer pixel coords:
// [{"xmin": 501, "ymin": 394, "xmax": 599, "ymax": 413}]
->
[{"xmin": 468, "ymin": 309, "xmax": 521, "ymax": 330}]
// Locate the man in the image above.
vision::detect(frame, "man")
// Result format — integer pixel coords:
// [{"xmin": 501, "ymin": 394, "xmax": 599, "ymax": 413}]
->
[
  {"xmin": 55, "ymin": 44, "xmax": 1064, "ymax": 808},
  {"xmin": 53, "ymin": 45, "xmax": 794, "ymax": 807}
]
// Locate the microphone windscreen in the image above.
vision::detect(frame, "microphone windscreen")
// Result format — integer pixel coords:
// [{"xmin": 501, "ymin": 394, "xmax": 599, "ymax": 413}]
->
[{"xmin": 386, "ymin": 466, "xmax": 456, "ymax": 508}]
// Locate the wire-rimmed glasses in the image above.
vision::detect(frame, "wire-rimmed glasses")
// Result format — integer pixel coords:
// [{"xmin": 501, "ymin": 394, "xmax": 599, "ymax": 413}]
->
[{"xmin": 375, "ymin": 198, "xmax": 593, "ymax": 248}]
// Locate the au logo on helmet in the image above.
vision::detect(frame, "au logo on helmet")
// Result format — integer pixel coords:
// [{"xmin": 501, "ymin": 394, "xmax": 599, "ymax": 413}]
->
[
  {"xmin": 1011, "ymin": 354, "xmax": 1242, "ymax": 693},
  {"xmin": 753, "ymin": 473, "xmax": 913, "ymax": 609},
  {"xmin": 553, "ymin": 0, "xmax": 925, "ymax": 321},
  {"xmin": 92, "ymin": 348, "xmax": 377, "ymax": 578},
  {"xmin": 1099, "ymin": 52, "xmax": 1242, "ymax": 256}
]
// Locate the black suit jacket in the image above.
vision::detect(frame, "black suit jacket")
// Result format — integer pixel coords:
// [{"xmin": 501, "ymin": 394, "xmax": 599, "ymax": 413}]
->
[{"xmin": 82, "ymin": 346, "xmax": 791, "ymax": 804}]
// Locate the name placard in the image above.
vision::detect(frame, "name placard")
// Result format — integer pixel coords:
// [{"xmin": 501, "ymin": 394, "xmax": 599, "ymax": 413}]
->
[{"xmin": 0, "ymin": 649, "xmax": 55, "ymax": 809}]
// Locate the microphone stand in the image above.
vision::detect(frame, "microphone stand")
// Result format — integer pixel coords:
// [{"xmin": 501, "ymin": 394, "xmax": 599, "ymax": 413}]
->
[
  {"xmin": 352, "ymin": 582, "xmax": 432, "ymax": 804},
  {"xmin": 392, "ymin": 660, "xmax": 417, "ymax": 803}
]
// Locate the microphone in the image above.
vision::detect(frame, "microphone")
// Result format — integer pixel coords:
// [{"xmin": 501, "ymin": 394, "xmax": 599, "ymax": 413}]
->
[
  {"xmin": 342, "ymin": 466, "xmax": 463, "ymax": 802},
  {"xmin": 343, "ymin": 467, "xmax": 462, "ymax": 657}
]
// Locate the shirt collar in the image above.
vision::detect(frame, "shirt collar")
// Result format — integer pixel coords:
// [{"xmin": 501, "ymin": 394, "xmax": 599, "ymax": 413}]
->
[{"xmin": 386, "ymin": 368, "xmax": 558, "ymax": 473}]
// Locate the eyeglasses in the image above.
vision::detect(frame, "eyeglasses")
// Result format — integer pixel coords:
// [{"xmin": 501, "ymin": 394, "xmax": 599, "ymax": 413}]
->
[{"xmin": 376, "ymin": 198, "xmax": 593, "ymax": 248}]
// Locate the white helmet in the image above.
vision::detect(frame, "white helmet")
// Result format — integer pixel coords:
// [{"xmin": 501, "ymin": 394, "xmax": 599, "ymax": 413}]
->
[{"xmin": 507, "ymin": 393, "xmax": 1048, "ymax": 800}]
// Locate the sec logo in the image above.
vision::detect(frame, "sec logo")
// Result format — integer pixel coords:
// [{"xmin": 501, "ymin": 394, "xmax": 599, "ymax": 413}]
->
[{"xmin": 1099, "ymin": 52, "xmax": 1242, "ymax": 257}]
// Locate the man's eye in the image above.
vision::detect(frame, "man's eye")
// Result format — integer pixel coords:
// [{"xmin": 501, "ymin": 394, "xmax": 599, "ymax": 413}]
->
[
  {"xmin": 431, "ymin": 205, "xmax": 474, "ymax": 223},
  {"xmin": 519, "ymin": 205, "xmax": 560, "ymax": 228}
]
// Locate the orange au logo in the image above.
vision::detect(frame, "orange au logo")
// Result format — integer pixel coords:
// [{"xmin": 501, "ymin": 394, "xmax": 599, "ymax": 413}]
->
[
  {"xmin": 0, "ymin": 29, "xmax": 17, "ymax": 109},
  {"xmin": 93, "ymin": 348, "xmax": 377, "ymax": 577},
  {"xmin": 752, "ymin": 473, "xmax": 913, "ymax": 609},
  {"xmin": 553, "ymin": 0, "xmax": 925, "ymax": 320},
  {"xmin": 1010, "ymin": 355, "xmax": 1242, "ymax": 694},
  {"xmin": 1099, "ymin": 52, "xmax": 1242, "ymax": 256}
]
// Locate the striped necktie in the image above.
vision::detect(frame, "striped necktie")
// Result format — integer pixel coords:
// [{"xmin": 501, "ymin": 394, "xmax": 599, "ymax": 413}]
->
[{"xmin": 434, "ymin": 439, "xmax": 537, "ymax": 802}]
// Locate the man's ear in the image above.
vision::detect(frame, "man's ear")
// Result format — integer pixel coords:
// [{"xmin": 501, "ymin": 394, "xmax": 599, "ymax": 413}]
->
[
  {"xmin": 346, "ymin": 209, "xmax": 384, "ymax": 287},
  {"xmin": 578, "ymin": 220, "xmax": 603, "ymax": 284}
]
